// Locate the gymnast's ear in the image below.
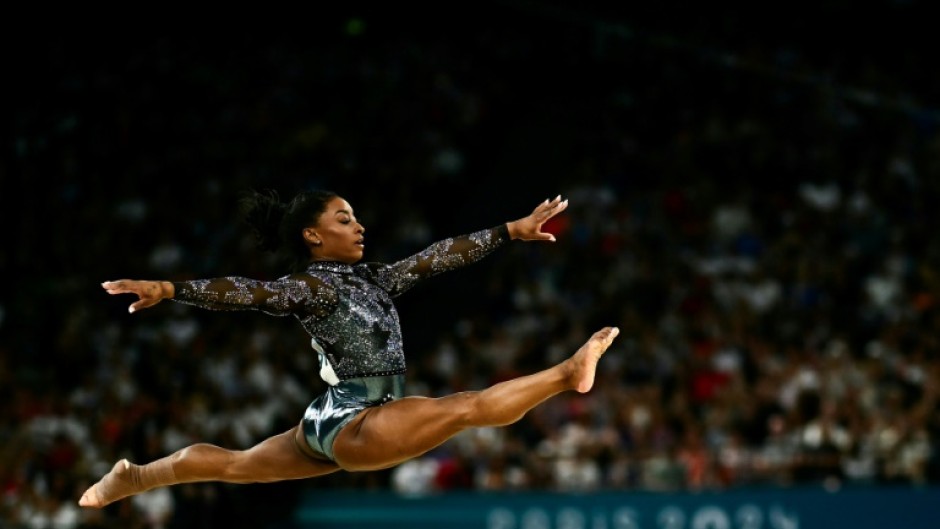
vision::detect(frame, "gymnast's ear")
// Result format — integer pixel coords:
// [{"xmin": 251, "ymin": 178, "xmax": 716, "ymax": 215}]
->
[{"xmin": 303, "ymin": 228, "xmax": 321, "ymax": 246}]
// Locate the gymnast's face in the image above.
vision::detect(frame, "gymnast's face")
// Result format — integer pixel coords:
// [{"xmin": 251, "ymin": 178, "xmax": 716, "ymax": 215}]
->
[{"xmin": 305, "ymin": 196, "xmax": 365, "ymax": 264}]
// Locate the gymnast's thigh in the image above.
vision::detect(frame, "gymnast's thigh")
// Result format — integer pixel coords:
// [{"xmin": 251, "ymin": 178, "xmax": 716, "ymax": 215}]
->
[
  {"xmin": 231, "ymin": 425, "xmax": 341, "ymax": 482},
  {"xmin": 332, "ymin": 393, "xmax": 475, "ymax": 472}
]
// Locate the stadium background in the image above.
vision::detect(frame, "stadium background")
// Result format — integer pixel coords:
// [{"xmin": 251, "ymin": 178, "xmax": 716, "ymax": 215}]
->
[{"xmin": 4, "ymin": 1, "xmax": 939, "ymax": 527}]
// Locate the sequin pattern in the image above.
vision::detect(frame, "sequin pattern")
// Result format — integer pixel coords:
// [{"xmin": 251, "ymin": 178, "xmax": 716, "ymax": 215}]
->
[{"xmin": 173, "ymin": 225, "xmax": 509, "ymax": 381}]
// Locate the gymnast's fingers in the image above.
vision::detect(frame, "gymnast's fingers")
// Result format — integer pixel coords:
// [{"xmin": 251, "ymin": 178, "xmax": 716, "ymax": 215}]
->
[{"xmin": 101, "ymin": 280, "xmax": 137, "ymax": 295}]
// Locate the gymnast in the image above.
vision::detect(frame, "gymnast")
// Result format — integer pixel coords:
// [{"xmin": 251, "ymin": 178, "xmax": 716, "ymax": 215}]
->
[{"xmin": 79, "ymin": 189, "xmax": 619, "ymax": 507}]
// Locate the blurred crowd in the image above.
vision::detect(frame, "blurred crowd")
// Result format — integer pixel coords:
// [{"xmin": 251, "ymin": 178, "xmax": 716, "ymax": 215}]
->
[{"xmin": 3, "ymin": 3, "xmax": 939, "ymax": 528}]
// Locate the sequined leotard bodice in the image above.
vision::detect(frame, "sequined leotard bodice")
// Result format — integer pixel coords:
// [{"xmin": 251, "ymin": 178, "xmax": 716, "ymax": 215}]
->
[{"xmin": 171, "ymin": 225, "xmax": 509, "ymax": 382}]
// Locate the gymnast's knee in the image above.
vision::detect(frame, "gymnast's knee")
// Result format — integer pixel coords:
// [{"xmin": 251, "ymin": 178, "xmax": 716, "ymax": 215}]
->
[
  {"xmin": 449, "ymin": 391, "xmax": 487, "ymax": 428},
  {"xmin": 177, "ymin": 443, "xmax": 257, "ymax": 483}
]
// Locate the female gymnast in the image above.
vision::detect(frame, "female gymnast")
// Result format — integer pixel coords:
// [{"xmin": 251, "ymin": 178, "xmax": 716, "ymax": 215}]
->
[{"xmin": 79, "ymin": 190, "xmax": 620, "ymax": 508}]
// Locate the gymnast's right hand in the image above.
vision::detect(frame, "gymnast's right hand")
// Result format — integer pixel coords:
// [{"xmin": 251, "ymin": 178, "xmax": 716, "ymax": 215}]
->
[{"xmin": 101, "ymin": 280, "xmax": 175, "ymax": 313}]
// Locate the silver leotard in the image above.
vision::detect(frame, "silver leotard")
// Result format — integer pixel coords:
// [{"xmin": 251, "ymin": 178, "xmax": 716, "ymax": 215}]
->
[{"xmin": 172, "ymin": 224, "xmax": 509, "ymax": 461}]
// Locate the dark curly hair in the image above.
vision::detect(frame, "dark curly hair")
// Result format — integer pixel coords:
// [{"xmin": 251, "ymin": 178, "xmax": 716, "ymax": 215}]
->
[{"xmin": 239, "ymin": 188, "xmax": 339, "ymax": 271}]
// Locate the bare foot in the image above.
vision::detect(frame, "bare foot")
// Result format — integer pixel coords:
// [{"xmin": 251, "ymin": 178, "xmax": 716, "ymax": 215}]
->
[
  {"xmin": 79, "ymin": 459, "xmax": 133, "ymax": 508},
  {"xmin": 566, "ymin": 326, "xmax": 620, "ymax": 393}
]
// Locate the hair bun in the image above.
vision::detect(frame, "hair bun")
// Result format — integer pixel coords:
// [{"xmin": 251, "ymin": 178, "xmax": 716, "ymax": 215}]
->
[{"xmin": 240, "ymin": 189, "xmax": 287, "ymax": 253}]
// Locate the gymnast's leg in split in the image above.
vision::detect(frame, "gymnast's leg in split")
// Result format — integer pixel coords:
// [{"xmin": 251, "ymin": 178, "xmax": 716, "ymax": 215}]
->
[
  {"xmin": 79, "ymin": 423, "xmax": 341, "ymax": 507},
  {"xmin": 331, "ymin": 326, "xmax": 619, "ymax": 471},
  {"xmin": 79, "ymin": 326, "xmax": 618, "ymax": 507}
]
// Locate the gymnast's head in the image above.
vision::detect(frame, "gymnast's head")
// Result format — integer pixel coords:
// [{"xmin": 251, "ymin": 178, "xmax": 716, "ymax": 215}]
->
[{"xmin": 240, "ymin": 189, "xmax": 366, "ymax": 269}]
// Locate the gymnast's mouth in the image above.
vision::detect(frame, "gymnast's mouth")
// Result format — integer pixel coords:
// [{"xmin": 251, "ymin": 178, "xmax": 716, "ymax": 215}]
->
[{"xmin": 355, "ymin": 238, "xmax": 364, "ymax": 247}]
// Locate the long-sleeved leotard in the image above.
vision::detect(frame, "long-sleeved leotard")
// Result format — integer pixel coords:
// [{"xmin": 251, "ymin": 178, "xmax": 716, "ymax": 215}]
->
[
  {"xmin": 173, "ymin": 225, "xmax": 511, "ymax": 461},
  {"xmin": 171, "ymin": 224, "xmax": 510, "ymax": 382}
]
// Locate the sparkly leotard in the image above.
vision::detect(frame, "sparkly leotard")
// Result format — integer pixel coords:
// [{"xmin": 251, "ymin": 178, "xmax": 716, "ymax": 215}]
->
[{"xmin": 171, "ymin": 225, "xmax": 510, "ymax": 461}]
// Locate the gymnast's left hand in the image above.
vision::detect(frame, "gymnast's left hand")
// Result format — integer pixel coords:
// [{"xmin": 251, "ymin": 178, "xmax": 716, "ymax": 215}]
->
[
  {"xmin": 507, "ymin": 195, "xmax": 569, "ymax": 242},
  {"xmin": 101, "ymin": 280, "xmax": 175, "ymax": 313}
]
